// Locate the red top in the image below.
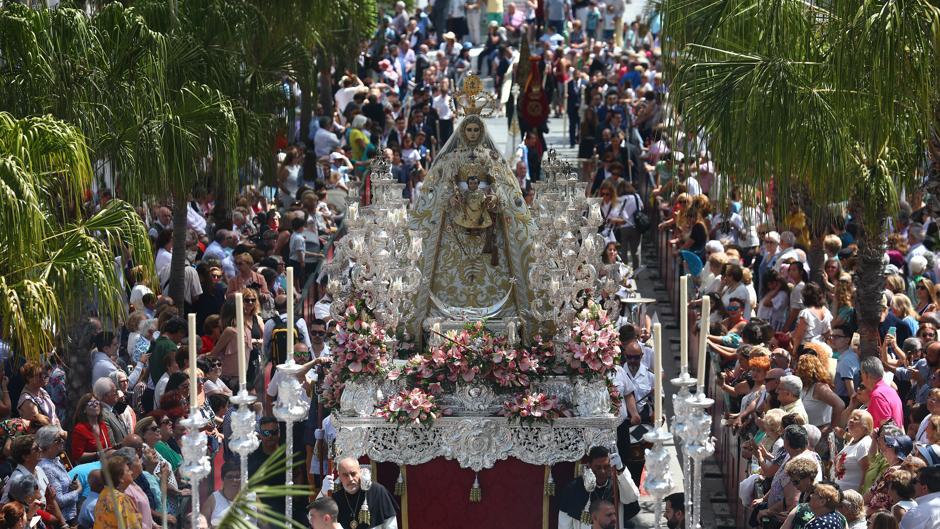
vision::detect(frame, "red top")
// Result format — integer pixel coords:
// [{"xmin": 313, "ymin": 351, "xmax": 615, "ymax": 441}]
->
[{"xmin": 70, "ymin": 421, "xmax": 111, "ymax": 462}]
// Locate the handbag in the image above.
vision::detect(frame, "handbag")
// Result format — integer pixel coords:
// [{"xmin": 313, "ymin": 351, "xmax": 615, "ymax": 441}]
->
[{"xmin": 631, "ymin": 194, "xmax": 651, "ymax": 233}]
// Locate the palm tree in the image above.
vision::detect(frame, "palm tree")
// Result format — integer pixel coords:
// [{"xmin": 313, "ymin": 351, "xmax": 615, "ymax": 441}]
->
[
  {"xmin": 0, "ymin": 111, "xmax": 152, "ymax": 362},
  {"xmin": 662, "ymin": 0, "xmax": 940, "ymax": 356}
]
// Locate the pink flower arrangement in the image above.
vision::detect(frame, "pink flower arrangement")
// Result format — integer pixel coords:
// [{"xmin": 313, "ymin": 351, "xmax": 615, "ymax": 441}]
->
[
  {"xmin": 564, "ymin": 301, "xmax": 621, "ymax": 378},
  {"xmin": 501, "ymin": 392, "xmax": 572, "ymax": 424},
  {"xmin": 320, "ymin": 298, "xmax": 390, "ymax": 408},
  {"xmin": 402, "ymin": 322, "xmax": 542, "ymax": 390},
  {"xmin": 376, "ymin": 388, "xmax": 440, "ymax": 426}
]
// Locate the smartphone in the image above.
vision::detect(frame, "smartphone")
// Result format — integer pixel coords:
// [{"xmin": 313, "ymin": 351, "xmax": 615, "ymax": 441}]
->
[{"xmin": 888, "ymin": 326, "xmax": 897, "ymax": 337}]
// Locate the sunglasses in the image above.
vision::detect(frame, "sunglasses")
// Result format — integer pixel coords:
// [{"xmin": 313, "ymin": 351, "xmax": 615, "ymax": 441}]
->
[
  {"xmin": 211, "ymin": 274, "xmax": 223, "ymax": 279},
  {"xmin": 728, "ymin": 305, "xmax": 743, "ymax": 311},
  {"xmin": 244, "ymin": 298, "xmax": 257, "ymax": 304},
  {"xmin": 260, "ymin": 429, "xmax": 279, "ymax": 437},
  {"xmin": 146, "ymin": 426, "xmax": 160, "ymax": 433},
  {"xmin": 160, "ymin": 418, "xmax": 173, "ymax": 425},
  {"xmin": 625, "ymin": 355, "xmax": 643, "ymax": 361},
  {"xmin": 310, "ymin": 330, "xmax": 326, "ymax": 336}
]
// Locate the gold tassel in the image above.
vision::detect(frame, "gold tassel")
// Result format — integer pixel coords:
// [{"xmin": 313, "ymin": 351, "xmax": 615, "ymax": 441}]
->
[
  {"xmin": 469, "ymin": 473, "xmax": 482, "ymax": 502},
  {"xmin": 359, "ymin": 498, "xmax": 371, "ymax": 525},
  {"xmin": 580, "ymin": 507, "xmax": 592, "ymax": 525},
  {"xmin": 334, "ymin": 476, "xmax": 341, "ymax": 492},
  {"xmin": 574, "ymin": 461, "xmax": 583, "ymax": 478},
  {"xmin": 544, "ymin": 467, "xmax": 555, "ymax": 497},
  {"xmin": 395, "ymin": 466, "xmax": 406, "ymax": 496}
]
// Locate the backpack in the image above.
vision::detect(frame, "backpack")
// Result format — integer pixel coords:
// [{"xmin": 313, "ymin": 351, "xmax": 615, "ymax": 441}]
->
[
  {"xmin": 631, "ymin": 194, "xmax": 651, "ymax": 233},
  {"xmin": 270, "ymin": 314, "xmax": 300, "ymax": 366}
]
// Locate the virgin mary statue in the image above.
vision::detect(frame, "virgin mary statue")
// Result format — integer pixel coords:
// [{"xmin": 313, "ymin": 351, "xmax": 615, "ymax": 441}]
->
[{"xmin": 409, "ymin": 93, "xmax": 535, "ymax": 333}]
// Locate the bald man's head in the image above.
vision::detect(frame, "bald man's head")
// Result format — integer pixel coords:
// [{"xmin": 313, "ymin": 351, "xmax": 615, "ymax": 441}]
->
[{"xmin": 337, "ymin": 457, "xmax": 361, "ymax": 494}]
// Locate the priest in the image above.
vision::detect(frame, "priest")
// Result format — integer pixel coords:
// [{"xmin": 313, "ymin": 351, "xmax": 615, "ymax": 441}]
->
[
  {"xmin": 558, "ymin": 446, "xmax": 641, "ymax": 529},
  {"xmin": 321, "ymin": 457, "xmax": 398, "ymax": 529}
]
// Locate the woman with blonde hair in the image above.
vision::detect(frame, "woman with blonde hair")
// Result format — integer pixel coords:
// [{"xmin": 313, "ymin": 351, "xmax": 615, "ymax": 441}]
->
[
  {"xmin": 597, "ymin": 179, "xmax": 625, "ymax": 245},
  {"xmin": 913, "ymin": 277, "xmax": 939, "ymax": 316},
  {"xmin": 831, "ymin": 273, "xmax": 855, "ymax": 328},
  {"xmin": 833, "ymin": 409, "xmax": 873, "ymax": 491},
  {"xmin": 804, "ymin": 482, "xmax": 843, "ymax": 529},
  {"xmin": 891, "ymin": 293, "xmax": 920, "ymax": 336},
  {"xmin": 225, "ymin": 253, "xmax": 271, "ymax": 300},
  {"xmin": 795, "ymin": 353, "xmax": 845, "ymax": 431}
]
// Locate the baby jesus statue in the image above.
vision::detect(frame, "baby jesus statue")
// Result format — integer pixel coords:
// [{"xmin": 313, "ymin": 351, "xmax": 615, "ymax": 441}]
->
[{"xmin": 452, "ymin": 165, "xmax": 499, "ymax": 232}]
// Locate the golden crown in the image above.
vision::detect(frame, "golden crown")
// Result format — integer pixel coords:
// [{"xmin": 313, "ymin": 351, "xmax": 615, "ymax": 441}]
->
[{"xmin": 451, "ymin": 74, "xmax": 499, "ymax": 117}]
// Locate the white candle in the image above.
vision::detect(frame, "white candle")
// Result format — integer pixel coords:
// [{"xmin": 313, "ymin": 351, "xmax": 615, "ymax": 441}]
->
[
  {"xmin": 698, "ymin": 296, "xmax": 711, "ymax": 393},
  {"xmin": 680, "ymin": 275, "xmax": 689, "ymax": 373},
  {"xmin": 235, "ymin": 293, "xmax": 246, "ymax": 390},
  {"xmin": 431, "ymin": 322, "xmax": 442, "ymax": 346},
  {"xmin": 653, "ymin": 323, "xmax": 663, "ymax": 428},
  {"xmin": 287, "ymin": 267, "xmax": 294, "ymax": 365},
  {"xmin": 348, "ymin": 202, "xmax": 358, "ymax": 221},
  {"xmin": 188, "ymin": 313, "xmax": 197, "ymax": 406}
]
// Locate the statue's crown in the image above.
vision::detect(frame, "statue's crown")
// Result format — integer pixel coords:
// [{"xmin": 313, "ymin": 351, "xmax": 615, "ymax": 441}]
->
[{"xmin": 452, "ymin": 74, "xmax": 499, "ymax": 117}]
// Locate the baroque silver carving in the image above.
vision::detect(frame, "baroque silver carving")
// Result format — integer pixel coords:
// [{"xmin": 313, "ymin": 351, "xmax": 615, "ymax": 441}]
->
[
  {"xmin": 339, "ymin": 379, "xmax": 382, "ymax": 417},
  {"xmin": 573, "ymin": 379, "xmax": 612, "ymax": 417},
  {"xmin": 333, "ymin": 416, "xmax": 619, "ymax": 472},
  {"xmin": 439, "ymin": 382, "xmax": 503, "ymax": 416}
]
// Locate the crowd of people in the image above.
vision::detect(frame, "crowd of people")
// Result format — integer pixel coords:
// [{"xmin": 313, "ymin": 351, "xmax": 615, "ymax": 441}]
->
[
  {"xmin": 0, "ymin": 1, "xmax": 667, "ymax": 529},
  {"xmin": 653, "ymin": 172, "xmax": 940, "ymax": 527},
  {"xmin": 6, "ymin": 0, "xmax": 940, "ymax": 528}
]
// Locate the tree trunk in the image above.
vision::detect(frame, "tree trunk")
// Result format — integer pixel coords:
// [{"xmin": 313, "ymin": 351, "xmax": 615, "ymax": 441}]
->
[
  {"xmin": 855, "ymin": 222, "xmax": 886, "ymax": 358},
  {"xmin": 168, "ymin": 194, "xmax": 189, "ymax": 307},
  {"xmin": 807, "ymin": 234, "xmax": 826, "ymax": 285},
  {"xmin": 65, "ymin": 316, "xmax": 100, "ymax": 429},
  {"xmin": 300, "ymin": 72, "xmax": 314, "ymax": 146},
  {"xmin": 318, "ymin": 56, "xmax": 334, "ymax": 119}
]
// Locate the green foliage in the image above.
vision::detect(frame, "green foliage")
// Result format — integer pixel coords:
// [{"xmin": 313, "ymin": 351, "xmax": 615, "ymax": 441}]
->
[
  {"xmin": 0, "ymin": 112, "xmax": 152, "ymax": 360},
  {"xmin": 662, "ymin": 0, "xmax": 940, "ymax": 223}
]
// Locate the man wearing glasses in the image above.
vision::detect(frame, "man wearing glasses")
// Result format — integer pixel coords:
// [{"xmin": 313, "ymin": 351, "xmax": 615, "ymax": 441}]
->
[
  {"xmin": 830, "ymin": 324, "xmax": 860, "ymax": 405},
  {"xmin": 248, "ymin": 417, "xmax": 287, "ymax": 516}
]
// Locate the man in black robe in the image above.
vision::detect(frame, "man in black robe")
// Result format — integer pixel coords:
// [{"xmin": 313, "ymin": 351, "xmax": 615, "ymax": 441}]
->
[
  {"xmin": 331, "ymin": 457, "xmax": 398, "ymax": 529},
  {"xmin": 558, "ymin": 446, "xmax": 640, "ymax": 529}
]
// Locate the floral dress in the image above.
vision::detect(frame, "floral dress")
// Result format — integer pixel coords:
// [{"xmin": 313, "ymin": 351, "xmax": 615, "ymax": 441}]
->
[
  {"xmin": 866, "ymin": 465, "xmax": 902, "ymax": 512},
  {"xmin": 93, "ymin": 487, "xmax": 142, "ymax": 529}
]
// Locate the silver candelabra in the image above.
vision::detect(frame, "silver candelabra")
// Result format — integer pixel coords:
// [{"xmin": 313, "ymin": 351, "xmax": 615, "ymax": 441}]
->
[
  {"xmin": 229, "ymin": 389, "xmax": 260, "ymax": 488},
  {"xmin": 179, "ymin": 410, "xmax": 211, "ymax": 529},
  {"xmin": 643, "ymin": 423, "xmax": 675, "ymax": 529},
  {"xmin": 273, "ymin": 358, "xmax": 311, "ymax": 523},
  {"xmin": 528, "ymin": 150, "xmax": 604, "ymax": 330},
  {"xmin": 670, "ymin": 372, "xmax": 698, "ymax": 528},
  {"xmin": 327, "ymin": 157, "xmax": 422, "ymax": 337},
  {"xmin": 684, "ymin": 392, "xmax": 715, "ymax": 529}
]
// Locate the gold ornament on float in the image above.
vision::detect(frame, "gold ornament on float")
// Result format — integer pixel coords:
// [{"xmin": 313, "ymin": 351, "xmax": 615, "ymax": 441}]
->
[{"xmin": 451, "ymin": 73, "xmax": 500, "ymax": 117}]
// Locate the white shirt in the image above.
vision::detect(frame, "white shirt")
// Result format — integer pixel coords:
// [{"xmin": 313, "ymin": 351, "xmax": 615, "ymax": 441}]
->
[
  {"xmin": 610, "ymin": 366, "xmax": 637, "ymax": 420},
  {"xmin": 157, "ymin": 263, "xmax": 203, "ymax": 304},
  {"xmin": 155, "ymin": 247, "xmax": 172, "ymax": 273},
  {"xmin": 314, "ymin": 127, "xmax": 341, "ymax": 158},
  {"xmin": 622, "ymin": 363, "xmax": 654, "ymax": 406},
  {"xmin": 900, "ymin": 491, "xmax": 940, "ymax": 529},
  {"xmin": 684, "ymin": 176, "xmax": 702, "ymax": 196},
  {"xmin": 154, "ymin": 372, "xmax": 171, "ymax": 407},
  {"xmin": 266, "ymin": 368, "xmax": 316, "ymax": 402},
  {"xmin": 262, "ymin": 314, "xmax": 313, "ymax": 355},
  {"xmin": 433, "ymin": 94, "xmax": 453, "ymax": 120}
]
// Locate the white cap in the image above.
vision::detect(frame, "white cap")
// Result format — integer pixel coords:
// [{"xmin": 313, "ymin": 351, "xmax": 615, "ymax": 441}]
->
[
  {"xmin": 705, "ymin": 240, "xmax": 724, "ymax": 254},
  {"xmin": 764, "ymin": 231, "xmax": 780, "ymax": 244}
]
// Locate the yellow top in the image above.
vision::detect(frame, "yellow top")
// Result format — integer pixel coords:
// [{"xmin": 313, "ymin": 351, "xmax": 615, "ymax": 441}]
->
[{"xmin": 93, "ymin": 487, "xmax": 142, "ymax": 529}]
